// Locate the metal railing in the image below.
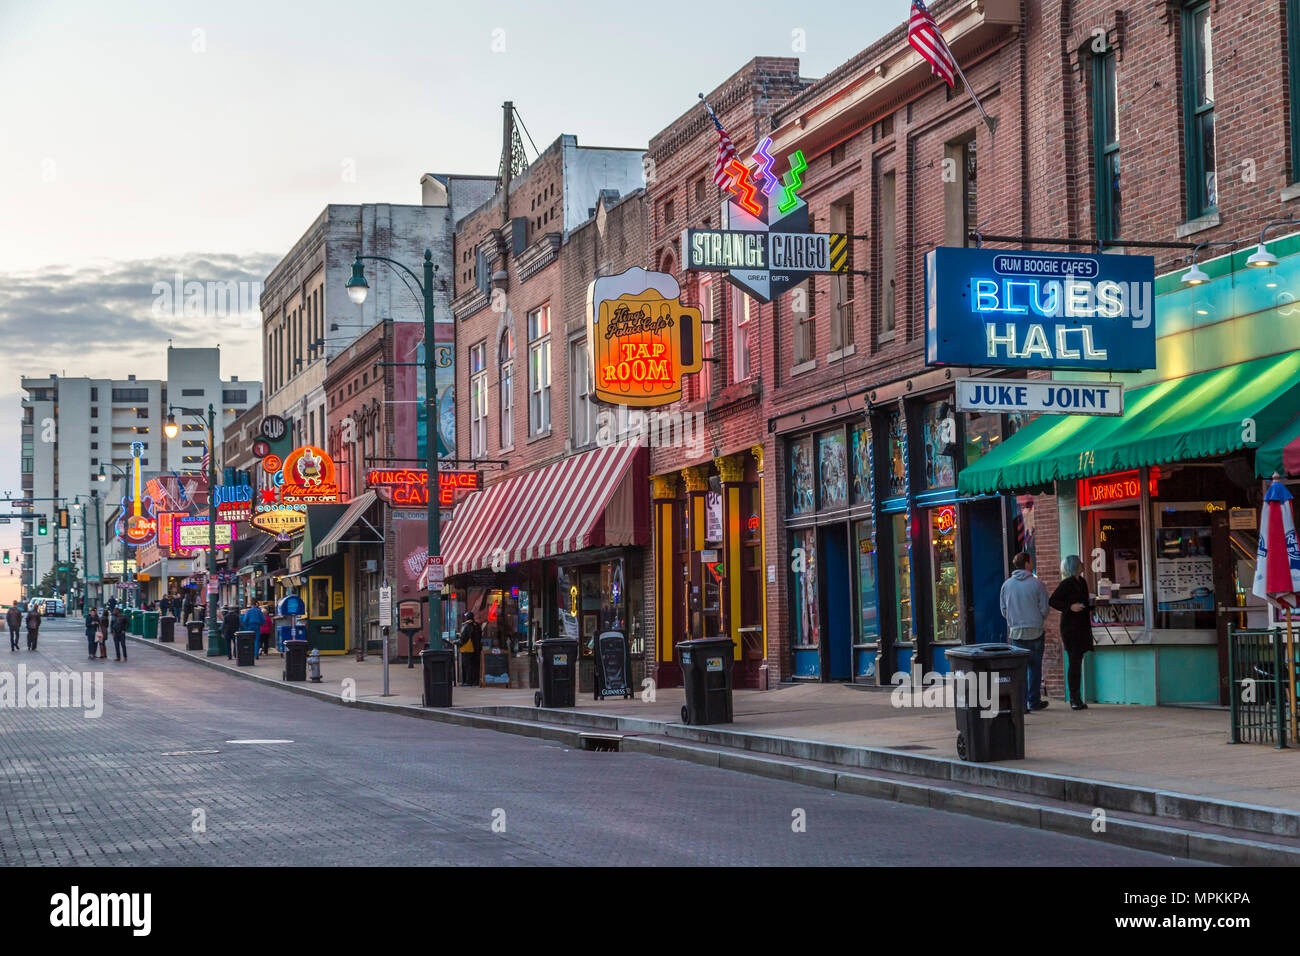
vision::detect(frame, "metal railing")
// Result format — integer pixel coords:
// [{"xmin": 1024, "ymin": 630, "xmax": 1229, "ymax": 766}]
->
[{"xmin": 1228, "ymin": 626, "xmax": 1290, "ymax": 747}]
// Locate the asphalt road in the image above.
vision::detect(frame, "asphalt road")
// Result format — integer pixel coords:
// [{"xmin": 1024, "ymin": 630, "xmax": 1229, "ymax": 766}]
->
[{"xmin": 0, "ymin": 619, "xmax": 1197, "ymax": 866}]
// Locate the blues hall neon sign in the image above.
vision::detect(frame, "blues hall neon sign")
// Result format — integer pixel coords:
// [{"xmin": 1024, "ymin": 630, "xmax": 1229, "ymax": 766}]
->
[{"xmin": 926, "ymin": 248, "xmax": 1157, "ymax": 371}]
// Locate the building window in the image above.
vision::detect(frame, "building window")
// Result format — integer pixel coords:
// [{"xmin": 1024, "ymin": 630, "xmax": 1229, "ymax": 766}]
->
[
  {"xmin": 792, "ymin": 279, "xmax": 814, "ymax": 366},
  {"xmin": 730, "ymin": 291, "xmax": 753, "ymax": 383},
  {"xmin": 181, "ymin": 388, "xmax": 204, "ymax": 396},
  {"xmin": 921, "ymin": 399, "xmax": 956, "ymax": 489},
  {"xmin": 1182, "ymin": 1, "xmax": 1217, "ymax": 218},
  {"xmin": 135, "ymin": 408, "xmax": 149, "ymax": 420},
  {"xmin": 112, "ymin": 388, "xmax": 149, "ymax": 403},
  {"xmin": 1092, "ymin": 46, "xmax": 1121, "ymax": 243},
  {"xmin": 528, "ymin": 305, "xmax": 551, "ymax": 436},
  {"xmin": 791, "ymin": 527, "xmax": 819, "ymax": 648},
  {"xmin": 223, "ymin": 389, "xmax": 247, "ymax": 404},
  {"xmin": 90, "ymin": 407, "xmax": 98, "ymax": 418},
  {"xmin": 694, "ymin": 177, "xmax": 706, "ymax": 206},
  {"xmin": 878, "ymin": 169, "xmax": 897, "ymax": 341},
  {"xmin": 830, "ymin": 142, "xmax": 846, "ymax": 166},
  {"xmin": 663, "ymin": 198, "xmax": 675, "ymax": 224},
  {"xmin": 829, "ymin": 195, "xmax": 855, "ymax": 351},
  {"xmin": 470, "ymin": 341, "xmax": 488, "ymax": 459},
  {"xmin": 499, "ymin": 329, "xmax": 514, "ymax": 449},
  {"xmin": 570, "ymin": 338, "xmax": 597, "ymax": 447}
]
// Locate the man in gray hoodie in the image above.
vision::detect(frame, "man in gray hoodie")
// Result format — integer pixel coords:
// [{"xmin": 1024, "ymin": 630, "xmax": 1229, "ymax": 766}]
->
[{"xmin": 1000, "ymin": 551, "xmax": 1050, "ymax": 710}]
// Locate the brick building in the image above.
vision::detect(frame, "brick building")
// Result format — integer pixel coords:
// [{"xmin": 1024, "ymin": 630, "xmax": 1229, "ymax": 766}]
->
[{"xmin": 444, "ymin": 131, "xmax": 649, "ymax": 689}]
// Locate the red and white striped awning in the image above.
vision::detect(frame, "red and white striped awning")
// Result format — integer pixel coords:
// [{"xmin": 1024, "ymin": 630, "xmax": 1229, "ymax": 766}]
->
[{"xmin": 437, "ymin": 441, "xmax": 644, "ymax": 579}]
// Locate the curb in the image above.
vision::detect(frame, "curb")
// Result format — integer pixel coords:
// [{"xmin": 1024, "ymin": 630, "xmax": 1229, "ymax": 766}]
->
[{"xmin": 128, "ymin": 635, "xmax": 1300, "ymax": 865}]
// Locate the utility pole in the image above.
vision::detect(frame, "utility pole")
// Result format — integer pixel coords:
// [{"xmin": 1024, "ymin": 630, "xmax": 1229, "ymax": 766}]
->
[{"xmin": 206, "ymin": 403, "xmax": 220, "ymax": 656}]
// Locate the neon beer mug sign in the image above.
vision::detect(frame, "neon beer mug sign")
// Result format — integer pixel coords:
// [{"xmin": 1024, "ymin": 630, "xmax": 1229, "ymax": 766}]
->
[{"xmin": 925, "ymin": 248, "xmax": 1157, "ymax": 371}]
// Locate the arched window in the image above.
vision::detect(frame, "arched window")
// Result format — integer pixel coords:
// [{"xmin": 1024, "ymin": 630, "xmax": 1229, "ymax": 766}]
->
[{"xmin": 499, "ymin": 327, "xmax": 515, "ymax": 449}]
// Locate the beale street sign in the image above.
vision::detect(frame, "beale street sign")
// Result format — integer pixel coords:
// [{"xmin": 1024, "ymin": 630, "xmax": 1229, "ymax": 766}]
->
[{"xmin": 955, "ymin": 378, "xmax": 1125, "ymax": 417}]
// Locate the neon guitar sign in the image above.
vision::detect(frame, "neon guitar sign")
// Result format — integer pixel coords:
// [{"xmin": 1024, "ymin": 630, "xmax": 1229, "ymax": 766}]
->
[{"xmin": 115, "ymin": 441, "xmax": 157, "ymax": 547}]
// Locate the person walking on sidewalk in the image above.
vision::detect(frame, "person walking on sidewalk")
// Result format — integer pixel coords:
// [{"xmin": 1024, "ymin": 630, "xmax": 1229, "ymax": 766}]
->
[
  {"xmin": 6, "ymin": 603, "xmax": 21, "ymax": 651},
  {"xmin": 240, "ymin": 601, "xmax": 266, "ymax": 660},
  {"xmin": 1000, "ymin": 551, "xmax": 1050, "ymax": 711},
  {"xmin": 97, "ymin": 607, "xmax": 110, "ymax": 659},
  {"xmin": 221, "ymin": 606, "xmax": 240, "ymax": 660},
  {"xmin": 1049, "ymin": 555, "xmax": 1094, "ymax": 710},
  {"xmin": 84, "ymin": 607, "xmax": 101, "ymax": 659},
  {"xmin": 258, "ymin": 603, "xmax": 274, "ymax": 656},
  {"xmin": 25, "ymin": 604, "xmax": 41, "ymax": 651},
  {"xmin": 457, "ymin": 611, "xmax": 481, "ymax": 687},
  {"xmin": 110, "ymin": 608, "xmax": 128, "ymax": 661}
]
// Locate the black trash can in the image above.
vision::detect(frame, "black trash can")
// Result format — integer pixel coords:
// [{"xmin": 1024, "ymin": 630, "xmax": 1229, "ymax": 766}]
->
[
  {"xmin": 159, "ymin": 615, "xmax": 176, "ymax": 644},
  {"xmin": 944, "ymin": 643, "xmax": 1033, "ymax": 762},
  {"xmin": 421, "ymin": 647, "xmax": 454, "ymax": 707},
  {"xmin": 283, "ymin": 639, "xmax": 309, "ymax": 682},
  {"xmin": 535, "ymin": 637, "xmax": 578, "ymax": 708},
  {"xmin": 676, "ymin": 636, "xmax": 736, "ymax": 725},
  {"xmin": 185, "ymin": 620, "xmax": 205, "ymax": 651},
  {"xmin": 235, "ymin": 630, "xmax": 257, "ymax": 667}
]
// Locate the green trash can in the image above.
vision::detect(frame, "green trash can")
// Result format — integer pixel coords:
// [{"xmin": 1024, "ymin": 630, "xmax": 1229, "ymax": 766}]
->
[
  {"xmin": 143, "ymin": 610, "xmax": 159, "ymax": 640},
  {"xmin": 131, "ymin": 609, "xmax": 143, "ymax": 636}
]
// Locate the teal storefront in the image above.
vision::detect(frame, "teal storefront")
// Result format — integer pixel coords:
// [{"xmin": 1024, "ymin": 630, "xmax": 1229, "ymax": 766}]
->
[{"xmin": 961, "ymin": 233, "xmax": 1300, "ymax": 705}]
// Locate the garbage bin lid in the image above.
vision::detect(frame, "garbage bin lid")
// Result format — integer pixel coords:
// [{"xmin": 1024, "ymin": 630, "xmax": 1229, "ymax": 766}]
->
[{"xmin": 943, "ymin": 643, "xmax": 1032, "ymax": 659}]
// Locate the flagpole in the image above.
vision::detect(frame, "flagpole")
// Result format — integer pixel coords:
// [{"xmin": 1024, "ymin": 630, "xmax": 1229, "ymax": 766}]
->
[{"xmin": 950, "ymin": 59, "xmax": 997, "ymax": 137}]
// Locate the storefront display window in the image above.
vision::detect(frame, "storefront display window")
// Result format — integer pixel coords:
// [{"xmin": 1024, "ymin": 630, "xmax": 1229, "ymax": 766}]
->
[
  {"xmin": 600, "ymin": 559, "xmax": 626, "ymax": 633},
  {"xmin": 1086, "ymin": 507, "xmax": 1145, "ymax": 628},
  {"xmin": 928, "ymin": 506, "xmax": 961, "ymax": 644},
  {"xmin": 850, "ymin": 425, "xmax": 871, "ymax": 505},
  {"xmin": 791, "ymin": 527, "xmax": 818, "ymax": 646},
  {"xmin": 309, "ymin": 576, "xmax": 331, "ymax": 619},
  {"xmin": 854, "ymin": 520, "xmax": 879, "ymax": 643},
  {"xmin": 817, "ymin": 429, "xmax": 848, "ymax": 510},
  {"xmin": 556, "ymin": 566, "xmax": 580, "ymax": 641},
  {"xmin": 892, "ymin": 513, "xmax": 912, "ymax": 641},
  {"xmin": 789, "ymin": 437, "xmax": 815, "ymax": 515},
  {"xmin": 1154, "ymin": 503, "xmax": 1219, "ymax": 630},
  {"xmin": 886, "ymin": 411, "xmax": 906, "ymax": 497},
  {"xmin": 921, "ymin": 400, "xmax": 955, "ymax": 489},
  {"xmin": 963, "ymin": 411, "xmax": 1002, "ymax": 466},
  {"xmin": 1009, "ymin": 494, "xmax": 1037, "ymax": 561}
]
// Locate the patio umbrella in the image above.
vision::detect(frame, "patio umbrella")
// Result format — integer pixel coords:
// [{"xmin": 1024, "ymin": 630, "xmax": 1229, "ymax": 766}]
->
[{"xmin": 1252, "ymin": 475, "xmax": 1300, "ymax": 738}]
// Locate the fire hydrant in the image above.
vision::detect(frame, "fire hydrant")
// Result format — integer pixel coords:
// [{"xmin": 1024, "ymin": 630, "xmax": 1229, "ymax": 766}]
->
[{"xmin": 307, "ymin": 648, "xmax": 322, "ymax": 683}]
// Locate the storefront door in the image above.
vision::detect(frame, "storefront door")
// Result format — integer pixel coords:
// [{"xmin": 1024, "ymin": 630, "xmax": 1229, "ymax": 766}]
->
[
  {"xmin": 820, "ymin": 524, "xmax": 852, "ymax": 680},
  {"xmin": 967, "ymin": 499, "xmax": 1006, "ymax": 644}
]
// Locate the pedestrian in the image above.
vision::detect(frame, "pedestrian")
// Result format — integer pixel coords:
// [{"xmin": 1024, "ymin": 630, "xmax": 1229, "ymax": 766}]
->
[
  {"xmin": 25, "ymin": 604, "xmax": 41, "ymax": 651},
  {"xmin": 97, "ymin": 608, "xmax": 110, "ymax": 659},
  {"xmin": 111, "ymin": 608, "xmax": 128, "ymax": 661},
  {"xmin": 239, "ymin": 601, "xmax": 266, "ymax": 659},
  {"xmin": 182, "ymin": 593, "xmax": 195, "ymax": 623},
  {"xmin": 1000, "ymin": 551, "xmax": 1051, "ymax": 711},
  {"xmin": 85, "ymin": 607, "xmax": 101, "ymax": 659},
  {"xmin": 457, "ymin": 611, "xmax": 481, "ymax": 687},
  {"xmin": 6, "ymin": 602, "xmax": 21, "ymax": 652},
  {"xmin": 1049, "ymin": 555, "xmax": 1094, "ymax": 710},
  {"xmin": 221, "ymin": 606, "xmax": 240, "ymax": 660},
  {"xmin": 258, "ymin": 602, "xmax": 274, "ymax": 656}
]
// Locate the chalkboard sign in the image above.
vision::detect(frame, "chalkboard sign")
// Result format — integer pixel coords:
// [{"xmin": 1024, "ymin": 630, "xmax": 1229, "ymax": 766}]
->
[
  {"xmin": 595, "ymin": 630, "xmax": 631, "ymax": 700},
  {"xmin": 482, "ymin": 648, "xmax": 510, "ymax": 686}
]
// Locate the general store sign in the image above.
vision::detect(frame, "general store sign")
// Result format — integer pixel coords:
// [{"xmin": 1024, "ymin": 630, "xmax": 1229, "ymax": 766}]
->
[
  {"xmin": 366, "ymin": 468, "xmax": 481, "ymax": 507},
  {"xmin": 587, "ymin": 267, "xmax": 703, "ymax": 407},
  {"xmin": 955, "ymin": 378, "xmax": 1124, "ymax": 416},
  {"xmin": 925, "ymin": 247, "xmax": 1156, "ymax": 371},
  {"xmin": 214, "ymin": 483, "xmax": 253, "ymax": 521}
]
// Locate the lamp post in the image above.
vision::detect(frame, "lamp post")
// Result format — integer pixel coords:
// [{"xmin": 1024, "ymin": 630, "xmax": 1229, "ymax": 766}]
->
[
  {"xmin": 166, "ymin": 404, "xmax": 220, "ymax": 655},
  {"xmin": 97, "ymin": 463, "xmax": 136, "ymax": 605},
  {"xmin": 345, "ymin": 250, "xmax": 450, "ymax": 699}
]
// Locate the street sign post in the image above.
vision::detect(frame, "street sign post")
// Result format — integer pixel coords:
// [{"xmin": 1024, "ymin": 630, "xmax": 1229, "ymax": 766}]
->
[{"xmin": 425, "ymin": 555, "xmax": 444, "ymax": 591}]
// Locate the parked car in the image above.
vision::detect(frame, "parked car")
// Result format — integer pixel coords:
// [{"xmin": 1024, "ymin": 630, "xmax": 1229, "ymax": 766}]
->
[{"xmin": 31, "ymin": 597, "xmax": 66, "ymax": 617}]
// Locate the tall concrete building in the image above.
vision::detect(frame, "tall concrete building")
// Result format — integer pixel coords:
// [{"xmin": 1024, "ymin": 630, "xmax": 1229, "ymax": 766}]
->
[
  {"xmin": 260, "ymin": 173, "xmax": 497, "ymax": 450},
  {"xmin": 18, "ymin": 346, "xmax": 261, "ymax": 599}
]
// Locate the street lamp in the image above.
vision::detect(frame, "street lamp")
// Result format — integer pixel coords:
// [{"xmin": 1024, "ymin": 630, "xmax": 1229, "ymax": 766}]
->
[
  {"xmin": 167, "ymin": 403, "xmax": 221, "ymax": 656},
  {"xmin": 1246, "ymin": 218, "xmax": 1300, "ymax": 269},
  {"xmin": 344, "ymin": 250, "xmax": 451, "ymax": 704}
]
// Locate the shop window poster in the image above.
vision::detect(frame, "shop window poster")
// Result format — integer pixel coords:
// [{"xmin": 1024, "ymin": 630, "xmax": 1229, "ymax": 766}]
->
[
  {"xmin": 789, "ymin": 438, "xmax": 815, "ymax": 516},
  {"xmin": 792, "ymin": 528, "xmax": 819, "ymax": 646},
  {"xmin": 887, "ymin": 411, "xmax": 906, "ymax": 497},
  {"xmin": 850, "ymin": 426, "xmax": 871, "ymax": 505},
  {"xmin": 1156, "ymin": 528, "xmax": 1214, "ymax": 610},
  {"xmin": 818, "ymin": 430, "xmax": 848, "ymax": 510},
  {"xmin": 922, "ymin": 402, "xmax": 955, "ymax": 489}
]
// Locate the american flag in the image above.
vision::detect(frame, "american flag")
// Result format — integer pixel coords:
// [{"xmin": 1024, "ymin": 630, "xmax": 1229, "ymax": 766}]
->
[
  {"xmin": 707, "ymin": 105, "xmax": 738, "ymax": 188},
  {"xmin": 908, "ymin": 0, "xmax": 957, "ymax": 88},
  {"xmin": 201, "ymin": 450, "xmax": 210, "ymax": 475}
]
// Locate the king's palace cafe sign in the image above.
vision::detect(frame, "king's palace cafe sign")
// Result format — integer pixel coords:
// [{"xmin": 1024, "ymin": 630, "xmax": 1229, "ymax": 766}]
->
[{"xmin": 366, "ymin": 468, "xmax": 481, "ymax": 508}]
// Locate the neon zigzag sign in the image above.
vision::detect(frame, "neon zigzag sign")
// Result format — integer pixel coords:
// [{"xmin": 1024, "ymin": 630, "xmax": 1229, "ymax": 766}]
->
[{"xmin": 724, "ymin": 145, "xmax": 807, "ymax": 216}]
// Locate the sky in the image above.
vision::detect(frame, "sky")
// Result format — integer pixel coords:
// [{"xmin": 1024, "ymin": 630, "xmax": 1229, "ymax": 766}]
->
[{"xmin": 0, "ymin": 0, "xmax": 903, "ymax": 602}]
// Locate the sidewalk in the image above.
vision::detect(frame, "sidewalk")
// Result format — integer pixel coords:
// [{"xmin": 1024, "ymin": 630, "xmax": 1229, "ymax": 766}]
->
[{"xmin": 140, "ymin": 636, "xmax": 1300, "ymax": 814}]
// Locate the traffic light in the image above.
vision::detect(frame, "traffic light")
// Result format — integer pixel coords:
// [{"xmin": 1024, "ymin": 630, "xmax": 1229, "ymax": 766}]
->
[
  {"xmin": 38, "ymin": 517, "xmax": 48, "ymax": 536},
  {"xmin": 2, "ymin": 551, "xmax": 8, "ymax": 564}
]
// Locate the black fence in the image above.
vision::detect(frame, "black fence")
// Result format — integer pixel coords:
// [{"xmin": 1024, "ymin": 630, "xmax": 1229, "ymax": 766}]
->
[{"xmin": 1228, "ymin": 626, "xmax": 1291, "ymax": 747}]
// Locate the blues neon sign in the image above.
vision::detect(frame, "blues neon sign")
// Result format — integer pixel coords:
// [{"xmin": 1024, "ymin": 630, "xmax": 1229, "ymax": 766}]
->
[{"xmin": 925, "ymin": 247, "xmax": 1156, "ymax": 370}]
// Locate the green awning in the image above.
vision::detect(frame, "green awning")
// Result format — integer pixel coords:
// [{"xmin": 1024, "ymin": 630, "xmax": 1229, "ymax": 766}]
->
[
  {"xmin": 958, "ymin": 350, "xmax": 1300, "ymax": 496},
  {"xmin": 1256, "ymin": 409, "xmax": 1300, "ymax": 478}
]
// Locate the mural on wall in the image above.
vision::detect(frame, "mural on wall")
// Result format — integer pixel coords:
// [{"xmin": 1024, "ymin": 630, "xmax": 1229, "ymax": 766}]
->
[
  {"xmin": 789, "ymin": 438, "xmax": 815, "ymax": 516},
  {"xmin": 922, "ymin": 402, "xmax": 955, "ymax": 489},
  {"xmin": 850, "ymin": 425, "xmax": 871, "ymax": 506},
  {"xmin": 792, "ymin": 526, "xmax": 819, "ymax": 646},
  {"xmin": 818, "ymin": 430, "xmax": 847, "ymax": 509}
]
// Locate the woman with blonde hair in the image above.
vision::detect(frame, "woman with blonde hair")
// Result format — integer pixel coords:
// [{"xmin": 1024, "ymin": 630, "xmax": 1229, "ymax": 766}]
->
[{"xmin": 1049, "ymin": 555, "xmax": 1094, "ymax": 710}]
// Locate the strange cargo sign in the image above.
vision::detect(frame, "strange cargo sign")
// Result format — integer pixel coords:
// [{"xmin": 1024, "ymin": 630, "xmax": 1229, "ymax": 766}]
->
[{"xmin": 925, "ymin": 248, "xmax": 1156, "ymax": 371}]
